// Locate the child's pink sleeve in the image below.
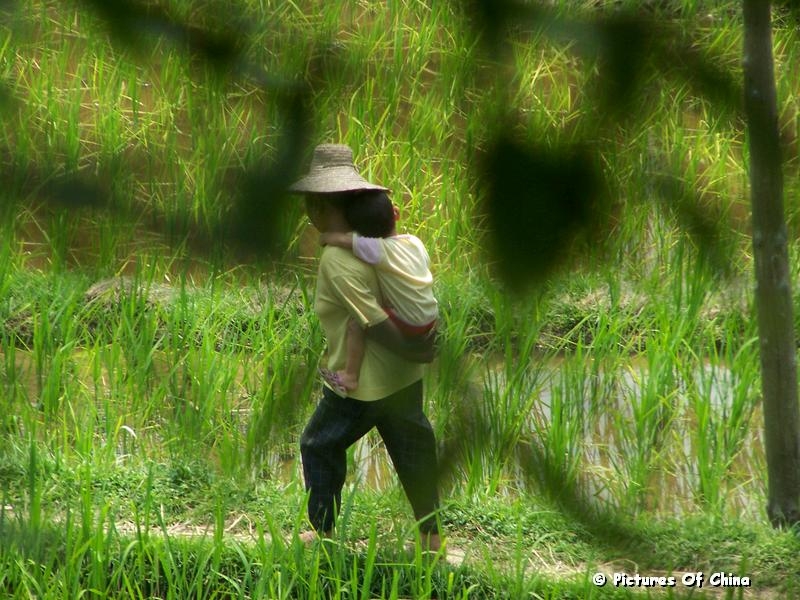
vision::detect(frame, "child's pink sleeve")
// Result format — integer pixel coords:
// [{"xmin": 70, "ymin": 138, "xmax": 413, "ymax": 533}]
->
[{"xmin": 352, "ymin": 234, "xmax": 384, "ymax": 265}]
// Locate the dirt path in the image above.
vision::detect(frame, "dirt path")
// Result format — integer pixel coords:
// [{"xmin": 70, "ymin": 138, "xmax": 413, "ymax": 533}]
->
[
  {"xmin": 2, "ymin": 502, "xmax": 779, "ymax": 598},
  {"xmin": 106, "ymin": 514, "xmax": 780, "ymax": 598}
]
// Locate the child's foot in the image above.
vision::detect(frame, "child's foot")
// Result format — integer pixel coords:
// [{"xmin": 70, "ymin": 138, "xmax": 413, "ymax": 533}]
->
[
  {"xmin": 336, "ymin": 371, "xmax": 359, "ymax": 391},
  {"xmin": 319, "ymin": 368, "xmax": 356, "ymax": 397}
]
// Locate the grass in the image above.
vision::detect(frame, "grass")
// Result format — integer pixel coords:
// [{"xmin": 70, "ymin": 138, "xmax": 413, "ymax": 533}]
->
[
  {"xmin": 2, "ymin": 0, "xmax": 800, "ymax": 596},
  {"xmin": 2, "ymin": 456, "xmax": 799, "ymax": 597}
]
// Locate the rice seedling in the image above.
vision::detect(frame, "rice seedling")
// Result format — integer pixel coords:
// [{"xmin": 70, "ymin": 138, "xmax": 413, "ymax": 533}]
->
[{"xmin": 528, "ymin": 355, "xmax": 592, "ymax": 504}]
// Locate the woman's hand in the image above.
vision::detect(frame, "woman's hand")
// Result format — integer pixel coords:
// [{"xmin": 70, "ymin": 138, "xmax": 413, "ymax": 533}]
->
[{"xmin": 365, "ymin": 320, "xmax": 437, "ymax": 363}]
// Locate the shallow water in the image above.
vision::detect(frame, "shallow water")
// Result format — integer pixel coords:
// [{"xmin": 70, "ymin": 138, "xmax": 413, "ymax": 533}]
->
[
  {"xmin": 508, "ymin": 358, "xmax": 763, "ymax": 517},
  {"xmin": 328, "ymin": 357, "xmax": 766, "ymax": 519}
]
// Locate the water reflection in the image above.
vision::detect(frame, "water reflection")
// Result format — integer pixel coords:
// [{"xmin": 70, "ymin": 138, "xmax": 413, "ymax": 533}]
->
[{"xmin": 499, "ymin": 357, "xmax": 763, "ymax": 518}]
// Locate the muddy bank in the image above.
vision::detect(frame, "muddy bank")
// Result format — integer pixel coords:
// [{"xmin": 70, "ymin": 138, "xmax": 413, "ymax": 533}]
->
[
  {"xmin": 1, "ymin": 274, "xmax": 310, "ymax": 352},
  {"xmin": 2, "ymin": 273, "xmax": 757, "ymax": 356}
]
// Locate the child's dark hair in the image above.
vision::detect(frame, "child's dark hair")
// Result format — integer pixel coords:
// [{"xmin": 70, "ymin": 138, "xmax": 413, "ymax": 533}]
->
[{"xmin": 343, "ymin": 191, "xmax": 394, "ymax": 238}]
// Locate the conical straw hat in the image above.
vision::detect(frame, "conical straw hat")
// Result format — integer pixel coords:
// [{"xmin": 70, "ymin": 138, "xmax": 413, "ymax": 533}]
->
[{"xmin": 289, "ymin": 144, "xmax": 389, "ymax": 194}]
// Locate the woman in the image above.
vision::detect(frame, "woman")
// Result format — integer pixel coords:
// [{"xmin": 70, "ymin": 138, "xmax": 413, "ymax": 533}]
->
[{"xmin": 289, "ymin": 143, "xmax": 442, "ymax": 551}]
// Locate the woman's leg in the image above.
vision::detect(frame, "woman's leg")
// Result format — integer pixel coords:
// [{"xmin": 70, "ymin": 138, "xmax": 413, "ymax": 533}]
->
[
  {"xmin": 300, "ymin": 389, "xmax": 373, "ymax": 533},
  {"xmin": 375, "ymin": 381, "xmax": 440, "ymax": 536}
]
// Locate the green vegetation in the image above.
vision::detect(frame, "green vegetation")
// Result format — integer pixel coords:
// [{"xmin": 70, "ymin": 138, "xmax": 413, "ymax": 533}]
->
[{"xmin": 2, "ymin": 0, "xmax": 800, "ymax": 597}]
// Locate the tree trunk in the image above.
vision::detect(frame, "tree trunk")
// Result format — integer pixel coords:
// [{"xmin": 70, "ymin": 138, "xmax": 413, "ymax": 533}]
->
[{"xmin": 743, "ymin": 0, "xmax": 800, "ymax": 527}]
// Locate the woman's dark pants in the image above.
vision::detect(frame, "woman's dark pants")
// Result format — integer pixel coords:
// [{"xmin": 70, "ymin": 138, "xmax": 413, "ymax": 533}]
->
[{"xmin": 300, "ymin": 380, "xmax": 439, "ymax": 534}]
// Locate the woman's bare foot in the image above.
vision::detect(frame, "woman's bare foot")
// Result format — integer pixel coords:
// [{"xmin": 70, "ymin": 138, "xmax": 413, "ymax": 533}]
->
[
  {"xmin": 422, "ymin": 532, "xmax": 443, "ymax": 553},
  {"xmin": 297, "ymin": 530, "xmax": 331, "ymax": 545},
  {"xmin": 405, "ymin": 532, "xmax": 445, "ymax": 557}
]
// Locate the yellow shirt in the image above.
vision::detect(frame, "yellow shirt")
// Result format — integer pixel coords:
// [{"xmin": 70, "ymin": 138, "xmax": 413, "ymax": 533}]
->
[{"xmin": 314, "ymin": 246, "xmax": 424, "ymax": 401}]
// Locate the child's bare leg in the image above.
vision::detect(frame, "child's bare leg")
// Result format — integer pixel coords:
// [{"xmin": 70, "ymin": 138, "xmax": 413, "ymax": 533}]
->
[{"xmin": 336, "ymin": 319, "xmax": 364, "ymax": 391}]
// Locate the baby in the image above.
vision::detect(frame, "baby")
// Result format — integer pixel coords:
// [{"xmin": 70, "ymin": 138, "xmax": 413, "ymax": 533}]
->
[{"xmin": 319, "ymin": 191, "xmax": 438, "ymax": 396}]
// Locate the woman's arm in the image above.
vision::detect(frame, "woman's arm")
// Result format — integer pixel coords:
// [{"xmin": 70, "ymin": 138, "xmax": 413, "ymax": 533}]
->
[{"xmin": 364, "ymin": 319, "xmax": 436, "ymax": 363}]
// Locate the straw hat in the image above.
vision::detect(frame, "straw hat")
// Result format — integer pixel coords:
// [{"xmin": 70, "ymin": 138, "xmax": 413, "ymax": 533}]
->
[{"xmin": 289, "ymin": 144, "xmax": 389, "ymax": 194}]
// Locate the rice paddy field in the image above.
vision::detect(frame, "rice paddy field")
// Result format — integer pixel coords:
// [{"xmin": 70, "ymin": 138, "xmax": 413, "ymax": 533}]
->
[{"xmin": 2, "ymin": 0, "xmax": 800, "ymax": 597}]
